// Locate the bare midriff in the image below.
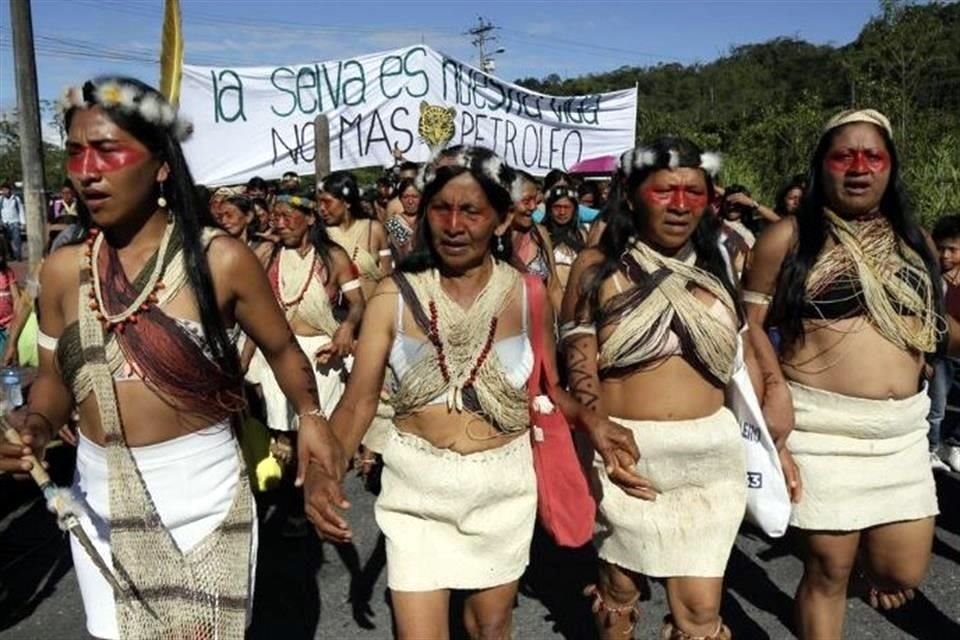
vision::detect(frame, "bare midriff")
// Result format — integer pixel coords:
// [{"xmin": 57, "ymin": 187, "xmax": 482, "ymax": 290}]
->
[
  {"xmin": 77, "ymin": 384, "xmax": 218, "ymax": 447},
  {"xmin": 782, "ymin": 317, "xmax": 924, "ymax": 400},
  {"xmin": 393, "ymin": 407, "xmax": 526, "ymax": 456},
  {"xmin": 602, "ymin": 357, "xmax": 725, "ymax": 422}
]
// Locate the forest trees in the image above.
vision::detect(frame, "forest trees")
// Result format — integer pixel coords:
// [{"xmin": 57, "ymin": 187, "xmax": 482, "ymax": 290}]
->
[{"xmin": 517, "ymin": 0, "xmax": 960, "ymax": 223}]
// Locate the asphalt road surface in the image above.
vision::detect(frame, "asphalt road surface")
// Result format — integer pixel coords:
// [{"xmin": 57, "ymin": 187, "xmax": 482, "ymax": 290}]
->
[{"xmin": 1, "ymin": 449, "xmax": 958, "ymax": 640}]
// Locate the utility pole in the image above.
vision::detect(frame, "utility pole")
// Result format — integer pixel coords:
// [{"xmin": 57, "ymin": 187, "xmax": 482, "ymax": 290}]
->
[
  {"xmin": 465, "ymin": 16, "xmax": 504, "ymax": 74},
  {"xmin": 10, "ymin": 0, "xmax": 46, "ymax": 271}
]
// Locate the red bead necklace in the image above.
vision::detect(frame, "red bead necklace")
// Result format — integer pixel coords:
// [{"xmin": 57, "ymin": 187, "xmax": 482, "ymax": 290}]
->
[
  {"xmin": 85, "ymin": 227, "xmax": 168, "ymax": 333},
  {"xmin": 427, "ymin": 300, "xmax": 499, "ymax": 388}
]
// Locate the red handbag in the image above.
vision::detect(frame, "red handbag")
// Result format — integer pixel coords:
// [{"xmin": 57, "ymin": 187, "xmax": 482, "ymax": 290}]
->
[{"xmin": 524, "ymin": 275, "xmax": 596, "ymax": 548}]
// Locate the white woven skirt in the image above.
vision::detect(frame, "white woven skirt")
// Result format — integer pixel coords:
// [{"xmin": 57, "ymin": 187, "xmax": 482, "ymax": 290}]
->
[
  {"xmin": 70, "ymin": 425, "xmax": 258, "ymax": 640},
  {"xmin": 375, "ymin": 428, "xmax": 537, "ymax": 592},
  {"xmin": 247, "ymin": 333, "xmax": 345, "ymax": 431},
  {"xmin": 787, "ymin": 382, "xmax": 938, "ymax": 531},
  {"xmin": 593, "ymin": 407, "xmax": 746, "ymax": 578}
]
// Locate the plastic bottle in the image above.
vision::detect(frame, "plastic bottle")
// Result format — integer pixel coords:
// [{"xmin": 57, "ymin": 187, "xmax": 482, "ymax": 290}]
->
[{"xmin": 1, "ymin": 367, "xmax": 23, "ymax": 408}]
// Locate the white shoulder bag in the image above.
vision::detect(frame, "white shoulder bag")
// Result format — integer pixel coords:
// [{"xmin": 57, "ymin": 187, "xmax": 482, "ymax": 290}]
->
[{"xmin": 726, "ymin": 331, "xmax": 792, "ymax": 537}]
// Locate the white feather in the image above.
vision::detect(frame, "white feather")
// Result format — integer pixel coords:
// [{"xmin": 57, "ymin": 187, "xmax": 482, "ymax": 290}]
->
[
  {"xmin": 510, "ymin": 176, "xmax": 526, "ymax": 204},
  {"xmin": 668, "ymin": 150, "xmax": 680, "ymax": 169},
  {"xmin": 138, "ymin": 94, "xmax": 162, "ymax": 123},
  {"xmin": 118, "ymin": 85, "xmax": 139, "ymax": 110},
  {"xmin": 173, "ymin": 117, "xmax": 194, "ymax": 142},
  {"xmin": 482, "ymin": 156, "xmax": 503, "ymax": 184},
  {"xmin": 699, "ymin": 152, "xmax": 722, "ymax": 177},
  {"xmin": 158, "ymin": 103, "xmax": 176, "ymax": 126}
]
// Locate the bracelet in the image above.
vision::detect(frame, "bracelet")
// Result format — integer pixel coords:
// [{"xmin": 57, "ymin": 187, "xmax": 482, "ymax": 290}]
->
[{"xmin": 294, "ymin": 408, "xmax": 325, "ymax": 429}]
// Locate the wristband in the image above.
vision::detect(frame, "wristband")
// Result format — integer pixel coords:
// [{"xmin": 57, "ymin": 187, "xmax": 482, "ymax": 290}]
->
[
  {"xmin": 293, "ymin": 408, "xmax": 325, "ymax": 430},
  {"xmin": 341, "ymin": 279, "xmax": 361, "ymax": 293}
]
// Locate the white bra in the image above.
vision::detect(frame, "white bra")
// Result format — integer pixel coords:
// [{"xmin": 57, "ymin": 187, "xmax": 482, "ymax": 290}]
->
[{"xmin": 387, "ymin": 287, "xmax": 534, "ymax": 405}]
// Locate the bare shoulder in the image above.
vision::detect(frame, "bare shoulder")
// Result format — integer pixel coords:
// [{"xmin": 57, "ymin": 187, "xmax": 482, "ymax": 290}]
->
[
  {"xmin": 754, "ymin": 216, "xmax": 798, "ymax": 258},
  {"xmin": 571, "ymin": 247, "xmax": 606, "ymax": 272},
  {"xmin": 370, "ymin": 275, "xmax": 399, "ymax": 299},
  {"xmin": 370, "ymin": 219, "xmax": 388, "ymax": 242},
  {"xmin": 328, "ymin": 243, "xmax": 352, "ymax": 267},
  {"xmin": 40, "ymin": 243, "xmax": 83, "ymax": 293},
  {"xmin": 206, "ymin": 233, "xmax": 259, "ymax": 272}
]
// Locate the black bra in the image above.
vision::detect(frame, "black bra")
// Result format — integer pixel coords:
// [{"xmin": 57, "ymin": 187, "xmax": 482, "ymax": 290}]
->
[{"xmin": 802, "ymin": 268, "xmax": 925, "ymax": 320}]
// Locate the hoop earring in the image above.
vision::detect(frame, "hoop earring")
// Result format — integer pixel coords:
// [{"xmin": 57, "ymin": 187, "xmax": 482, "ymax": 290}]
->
[{"xmin": 157, "ymin": 182, "xmax": 168, "ymax": 209}]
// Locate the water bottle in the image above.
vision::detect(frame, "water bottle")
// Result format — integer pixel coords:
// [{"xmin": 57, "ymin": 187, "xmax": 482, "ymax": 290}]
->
[{"xmin": 1, "ymin": 367, "xmax": 22, "ymax": 408}]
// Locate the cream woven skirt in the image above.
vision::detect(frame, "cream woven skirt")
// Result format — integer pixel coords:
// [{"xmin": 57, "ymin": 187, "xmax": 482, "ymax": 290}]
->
[
  {"xmin": 246, "ymin": 333, "xmax": 345, "ymax": 431},
  {"xmin": 787, "ymin": 382, "xmax": 938, "ymax": 531},
  {"xmin": 375, "ymin": 428, "xmax": 537, "ymax": 591},
  {"xmin": 593, "ymin": 407, "xmax": 746, "ymax": 578}
]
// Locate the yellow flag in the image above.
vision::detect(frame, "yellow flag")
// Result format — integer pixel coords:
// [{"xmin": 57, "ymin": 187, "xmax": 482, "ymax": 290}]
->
[{"xmin": 158, "ymin": 0, "xmax": 183, "ymax": 105}]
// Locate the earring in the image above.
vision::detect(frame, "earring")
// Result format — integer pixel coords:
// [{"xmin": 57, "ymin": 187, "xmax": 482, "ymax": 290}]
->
[
  {"xmin": 496, "ymin": 234, "xmax": 504, "ymax": 253},
  {"xmin": 157, "ymin": 182, "xmax": 168, "ymax": 208}
]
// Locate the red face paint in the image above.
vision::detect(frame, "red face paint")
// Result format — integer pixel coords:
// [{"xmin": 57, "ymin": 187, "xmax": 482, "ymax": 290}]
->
[
  {"xmin": 66, "ymin": 144, "xmax": 145, "ymax": 175},
  {"xmin": 641, "ymin": 185, "xmax": 708, "ymax": 211},
  {"xmin": 826, "ymin": 148, "xmax": 890, "ymax": 175}
]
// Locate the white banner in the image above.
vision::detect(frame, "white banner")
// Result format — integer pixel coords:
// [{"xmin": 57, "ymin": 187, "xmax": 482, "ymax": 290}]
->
[{"xmin": 179, "ymin": 45, "xmax": 637, "ymax": 186}]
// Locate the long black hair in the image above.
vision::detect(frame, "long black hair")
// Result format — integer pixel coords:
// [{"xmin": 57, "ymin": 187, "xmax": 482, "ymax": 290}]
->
[
  {"xmin": 268, "ymin": 192, "xmax": 337, "ymax": 285},
  {"xmin": 577, "ymin": 136, "xmax": 740, "ymax": 325},
  {"xmin": 543, "ymin": 185, "xmax": 584, "ymax": 252},
  {"xmin": 773, "ymin": 174, "xmax": 806, "ymax": 217},
  {"xmin": 319, "ymin": 171, "xmax": 368, "ymax": 220},
  {"xmin": 400, "ymin": 146, "xmax": 515, "ymax": 273},
  {"xmin": 223, "ymin": 194, "xmax": 260, "ymax": 243},
  {"xmin": 767, "ymin": 122, "xmax": 942, "ymax": 348},
  {"xmin": 64, "ymin": 76, "xmax": 239, "ymax": 382}
]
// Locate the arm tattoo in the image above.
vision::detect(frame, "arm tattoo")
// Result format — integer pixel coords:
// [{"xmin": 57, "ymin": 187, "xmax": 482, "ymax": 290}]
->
[{"xmin": 566, "ymin": 343, "xmax": 600, "ymax": 412}]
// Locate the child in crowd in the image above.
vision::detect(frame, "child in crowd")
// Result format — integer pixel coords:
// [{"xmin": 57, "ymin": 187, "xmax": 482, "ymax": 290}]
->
[
  {"xmin": 0, "ymin": 242, "xmax": 22, "ymax": 364},
  {"xmin": 928, "ymin": 214, "xmax": 960, "ymax": 472}
]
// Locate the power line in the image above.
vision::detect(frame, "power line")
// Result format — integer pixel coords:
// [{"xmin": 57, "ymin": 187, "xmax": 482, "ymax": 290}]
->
[{"xmin": 465, "ymin": 16, "xmax": 502, "ymax": 73}]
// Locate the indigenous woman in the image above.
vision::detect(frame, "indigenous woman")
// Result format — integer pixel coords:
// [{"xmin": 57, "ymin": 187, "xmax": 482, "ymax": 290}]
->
[
  {"xmin": 543, "ymin": 185, "xmax": 586, "ymax": 293},
  {"xmin": 563, "ymin": 138, "xmax": 761, "ymax": 640},
  {"xmin": 384, "ymin": 178, "xmax": 421, "ymax": 263},
  {"xmin": 743, "ymin": 109, "xmax": 956, "ymax": 639},
  {"xmin": 511, "ymin": 171, "xmax": 563, "ymax": 309},
  {"xmin": 774, "ymin": 175, "xmax": 806, "ymax": 217},
  {"xmin": 303, "ymin": 146, "xmax": 642, "ymax": 640},
  {"xmin": 0, "ymin": 77, "xmax": 340, "ymax": 640},
  {"xmin": 319, "ymin": 171, "xmax": 391, "ymax": 300},
  {"xmin": 218, "ymin": 194, "xmax": 272, "ymax": 266},
  {"xmin": 246, "ymin": 193, "xmax": 364, "ymax": 430}
]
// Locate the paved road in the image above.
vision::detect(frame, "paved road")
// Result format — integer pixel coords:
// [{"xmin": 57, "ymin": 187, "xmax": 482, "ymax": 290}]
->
[{"xmin": 1, "ymin": 449, "xmax": 958, "ymax": 640}]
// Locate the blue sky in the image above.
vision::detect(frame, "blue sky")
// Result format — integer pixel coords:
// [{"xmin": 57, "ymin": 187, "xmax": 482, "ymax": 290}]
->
[{"xmin": 1, "ymin": 0, "xmax": 880, "ymax": 123}]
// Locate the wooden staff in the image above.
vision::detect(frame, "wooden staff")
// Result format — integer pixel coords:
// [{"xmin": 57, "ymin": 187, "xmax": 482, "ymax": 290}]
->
[{"xmin": 2, "ymin": 415, "xmax": 125, "ymax": 594}]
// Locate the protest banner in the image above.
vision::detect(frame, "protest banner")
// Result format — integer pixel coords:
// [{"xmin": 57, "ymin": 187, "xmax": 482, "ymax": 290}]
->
[{"xmin": 179, "ymin": 45, "xmax": 637, "ymax": 185}]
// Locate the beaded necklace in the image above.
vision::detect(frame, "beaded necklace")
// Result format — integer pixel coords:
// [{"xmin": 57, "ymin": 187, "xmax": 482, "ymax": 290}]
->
[
  {"xmin": 86, "ymin": 218, "xmax": 174, "ymax": 333},
  {"xmin": 277, "ymin": 246, "xmax": 318, "ymax": 310}
]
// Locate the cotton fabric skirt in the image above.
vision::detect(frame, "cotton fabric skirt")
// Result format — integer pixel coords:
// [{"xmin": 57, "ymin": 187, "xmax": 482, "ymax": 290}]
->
[
  {"xmin": 787, "ymin": 382, "xmax": 939, "ymax": 531},
  {"xmin": 70, "ymin": 424, "xmax": 258, "ymax": 640},
  {"xmin": 246, "ymin": 333, "xmax": 345, "ymax": 431},
  {"xmin": 592, "ymin": 407, "xmax": 746, "ymax": 578},
  {"xmin": 375, "ymin": 427, "xmax": 537, "ymax": 592}
]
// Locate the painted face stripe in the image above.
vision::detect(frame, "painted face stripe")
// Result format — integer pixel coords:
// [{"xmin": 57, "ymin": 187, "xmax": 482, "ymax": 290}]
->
[
  {"xmin": 826, "ymin": 149, "xmax": 890, "ymax": 174},
  {"xmin": 67, "ymin": 145, "xmax": 145, "ymax": 175}
]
